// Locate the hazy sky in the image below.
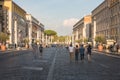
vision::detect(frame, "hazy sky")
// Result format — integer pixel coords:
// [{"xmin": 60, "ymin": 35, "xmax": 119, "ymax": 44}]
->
[{"xmin": 13, "ymin": 0, "xmax": 104, "ymax": 36}]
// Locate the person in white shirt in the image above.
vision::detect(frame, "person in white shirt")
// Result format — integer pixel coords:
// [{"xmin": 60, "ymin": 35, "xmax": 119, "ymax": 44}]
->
[{"xmin": 68, "ymin": 44, "xmax": 74, "ymax": 62}]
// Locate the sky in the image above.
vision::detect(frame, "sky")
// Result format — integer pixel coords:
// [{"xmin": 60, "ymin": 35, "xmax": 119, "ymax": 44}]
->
[{"xmin": 13, "ymin": 0, "xmax": 104, "ymax": 36}]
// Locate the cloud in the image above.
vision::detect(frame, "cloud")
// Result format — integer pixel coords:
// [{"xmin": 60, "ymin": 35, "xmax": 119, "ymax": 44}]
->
[{"xmin": 63, "ymin": 18, "xmax": 79, "ymax": 27}]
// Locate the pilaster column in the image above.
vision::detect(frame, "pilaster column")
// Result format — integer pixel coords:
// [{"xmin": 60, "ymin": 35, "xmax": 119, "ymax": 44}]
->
[
  {"xmin": 45, "ymin": 35, "xmax": 47, "ymax": 45},
  {"xmin": 93, "ymin": 18, "xmax": 96, "ymax": 47},
  {"xmin": 14, "ymin": 18, "xmax": 18, "ymax": 45},
  {"xmin": 29, "ymin": 22, "xmax": 32, "ymax": 46}
]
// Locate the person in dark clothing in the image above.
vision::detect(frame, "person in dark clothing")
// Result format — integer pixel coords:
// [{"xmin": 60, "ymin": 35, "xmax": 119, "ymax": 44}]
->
[
  {"xmin": 87, "ymin": 44, "xmax": 92, "ymax": 62},
  {"xmin": 116, "ymin": 43, "xmax": 119, "ymax": 53},
  {"xmin": 75, "ymin": 45, "xmax": 79, "ymax": 63},
  {"xmin": 39, "ymin": 44, "xmax": 43, "ymax": 56},
  {"xmin": 79, "ymin": 44, "xmax": 85, "ymax": 61},
  {"xmin": 109, "ymin": 45, "xmax": 113, "ymax": 52}
]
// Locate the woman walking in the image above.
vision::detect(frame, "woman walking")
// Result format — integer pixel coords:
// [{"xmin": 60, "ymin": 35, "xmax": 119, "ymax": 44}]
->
[
  {"xmin": 68, "ymin": 44, "xmax": 74, "ymax": 63},
  {"xmin": 75, "ymin": 45, "xmax": 79, "ymax": 63},
  {"xmin": 87, "ymin": 44, "xmax": 92, "ymax": 62}
]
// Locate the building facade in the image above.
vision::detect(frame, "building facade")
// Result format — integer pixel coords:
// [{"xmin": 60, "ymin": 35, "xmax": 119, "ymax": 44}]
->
[
  {"xmin": 73, "ymin": 15, "xmax": 92, "ymax": 44},
  {"xmin": 92, "ymin": 0, "xmax": 120, "ymax": 45},
  {"xmin": 108, "ymin": 0, "xmax": 120, "ymax": 43},
  {"xmin": 2, "ymin": 0, "xmax": 27, "ymax": 45},
  {"xmin": 26, "ymin": 14, "xmax": 44, "ymax": 46},
  {"xmin": 0, "ymin": 4, "xmax": 3, "ymax": 32},
  {"xmin": 0, "ymin": 1, "xmax": 8, "ymax": 34},
  {"xmin": 92, "ymin": 0, "xmax": 110, "ymax": 46},
  {"xmin": 0, "ymin": 0, "xmax": 45, "ymax": 48}
]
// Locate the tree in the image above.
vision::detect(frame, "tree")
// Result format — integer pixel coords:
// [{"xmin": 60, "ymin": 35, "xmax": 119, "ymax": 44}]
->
[
  {"xmin": 0, "ymin": 32, "xmax": 9, "ymax": 43},
  {"xmin": 44, "ymin": 30, "xmax": 57, "ymax": 36},
  {"xmin": 83, "ymin": 38, "xmax": 88, "ymax": 43},
  {"xmin": 44, "ymin": 30, "xmax": 57, "ymax": 43},
  {"xmin": 95, "ymin": 35, "xmax": 106, "ymax": 44},
  {"xmin": 58, "ymin": 36, "xmax": 66, "ymax": 43},
  {"xmin": 53, "ymin": 35, "xmax": 58, "ymax": 42},
  {"xmin": 23, "ymin": 37, "xmax": 29, "ymax": 44},
  {"xmin": 75, "ymin": 39, "xmax": 83, "ymax": 43}
]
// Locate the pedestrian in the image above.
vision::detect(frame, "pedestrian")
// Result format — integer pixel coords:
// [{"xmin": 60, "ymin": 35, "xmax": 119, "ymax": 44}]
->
[
  {"xmin": 116, "ymin": 43, "xmax": 119, "ymax": 53},
  {"xmin": 39, "ymin": 44, "xmax": 43, "ymax": 57},
  {"xmin": 68, "ymin": 44, "xmax": 74, "ymax": 63},
  {"xmin": 79, "ymin": 44, "xmax": 85, "ymax": 62},
  {"xmin": 113, "ymin": 42, "xmax": 116, "ymax": 52},
  {"xmin": 32, "ymin": 43, "xmax": 38, "ymax": 59},
  {"xmin": 87, "ymin": 44, "xmax": 92, "ymax": 62},
  {"xmin": 15, "ymin": 43, "xmax": 16, "ymax": 49},
  {"xmin": 109, "ymin": 45, "xmax": 113, "ymax": 52},
  {"xmin": 75, "ymin": 45, "xmax": 79, "ymax": 63}
]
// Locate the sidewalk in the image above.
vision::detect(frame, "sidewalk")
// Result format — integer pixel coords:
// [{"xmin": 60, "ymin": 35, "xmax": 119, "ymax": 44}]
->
[
  {"xmin": 93, "ymin": 48, "xmax": 120, "ymax": 56},
  {"xmin": 0, "ymin": 48, "xmax": 28, "ymax": 54}
]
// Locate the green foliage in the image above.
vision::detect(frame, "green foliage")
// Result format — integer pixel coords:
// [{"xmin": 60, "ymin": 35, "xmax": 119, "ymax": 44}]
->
[
  {"xmin": 95, "ymin": 35, "xmax": 106, "ymax": 43},
  {"xmin": 44, "ymin": 30, "xmax": 57, "ymax": 36},
  {"xmin": 83, "ymin": 38, "xmax": 88, "ymax": 43},
  {"xmin": 75, "ymin": 39, "xmax": 83, "ymax": 43},
  {"xmin": 58, "ymin": 36, "xmax": 66, "ymax": 42},
  {"xmin": 24, "ymin": 37, "xmax": 29, "ymax": 44},
  {"xmin": 53, "ymin": 35, "xmax": 58, "ymax": 42},
  {"xmin": 0, "ymin": 32, "xmax": 9, "ymax": 43}
]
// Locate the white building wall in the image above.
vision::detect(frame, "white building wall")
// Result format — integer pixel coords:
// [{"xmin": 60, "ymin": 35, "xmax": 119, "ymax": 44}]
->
[
  {"xmin": 83, "ymin": 24, "xmax": 86, "ymax": 39},
  {"xmin": 93, "ymin": 20, "xmax": 96, "ymax": 47},
  {"xmin": 8, "ymin": 10, "xmax": 12, "ymax": 44}
]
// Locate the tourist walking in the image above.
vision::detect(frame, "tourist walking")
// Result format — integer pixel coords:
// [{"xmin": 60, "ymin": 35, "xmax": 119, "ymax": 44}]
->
[
  {"xmin": 87, "ymin": 44, "xmax": 92, "ymax": 62},
  {"xmin": 32, "ymin": 43, "xmax": 38, "ymax": 59},
  {"xmin": 39, "ymin": 44, "xmax": 43, "ymax": 57},
  {"xmin": 79, "ymin": 44, "xmax": 85, "ymax": 61},
  {"xmin": 75, "ymin": 45, "xmax": 79, "ymax": 63},
  {"xmin": 68, "ymin": 44, "xmax": 74, "ymax": 62}
]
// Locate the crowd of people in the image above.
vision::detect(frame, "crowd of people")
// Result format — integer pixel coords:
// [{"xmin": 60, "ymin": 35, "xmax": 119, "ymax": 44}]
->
[
  {"xmin": 31, "ymin": 42, "xmax": 119, "ymax": 62},
  {"xmin": 109, "ymin": 43, "xmax": 119, "ymax": 53},
  {"xmin": 68, "ymin": 43, "xmax": 92, "ymax": 63}
]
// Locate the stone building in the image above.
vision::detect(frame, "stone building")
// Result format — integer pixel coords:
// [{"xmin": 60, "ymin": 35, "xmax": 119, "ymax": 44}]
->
[
  {"xmin": 92, "ymin": 0, "xmax": 120, "ymax": 45},
  {"xmin": 108, "ymin": 0, "xmax": 120, "ymax": 43},
  {"xmin": 0, "ymin": 0, "xmax": 45, "ymax": 47},
  {"xmin": 0, "ymin": 1, "xmax": 8, "ymax": 34},
  {"xmin": 73, "ymin": 15, "xmax": 92, "ymax": 44},
  {"xmin": 92, "ymin": 0, "xmax": 110, "ymax": 46},
  {"xmin": 26, "ymin": 14, "xmax": 44, "ymax": 46},
  {"xmin": 1, "ymin": 0, "xmax": 27, "ymax": 45}
]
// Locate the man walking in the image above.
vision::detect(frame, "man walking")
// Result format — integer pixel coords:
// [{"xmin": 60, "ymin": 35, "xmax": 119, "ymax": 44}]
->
[
  {"xmin": 87, "ymin": 44, "xmax": 92, "ymax": 62},
  {"xmin": 75, "ymin": 45, "xmax": 79, "ymax": 63},
  {"xmin": 79, "ymin": 44, "xmax": 85, "ymax": 62}
]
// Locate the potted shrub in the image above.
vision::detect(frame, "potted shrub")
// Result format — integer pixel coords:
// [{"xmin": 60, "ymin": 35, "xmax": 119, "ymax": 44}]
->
[
  {"xmin": 24, "ymin": 38, "xmax": 29, "ymax": 49},
  {"xmin": 35, "ymin": 39, "xmax": 40, "ymax": 45},
  {"xmin": 0, "ymin": 32, "xmax": 9, "ymax": 51},
  {"xmin": 95, "ymin": 35, "xmax": 105, "ymax": 51}
]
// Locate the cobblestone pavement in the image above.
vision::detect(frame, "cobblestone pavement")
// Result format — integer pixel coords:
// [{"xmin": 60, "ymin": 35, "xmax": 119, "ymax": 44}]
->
[
  {"xmin": 0, "ymin": 47, "xmax": 120, "ymax": 80},
  {"xmin": 0, "ymin": 48, "xmax": 56, "ymax": 80},
  {"xmin": 52, "ymin": 47, "xmax": 120, "ymax": 80}
]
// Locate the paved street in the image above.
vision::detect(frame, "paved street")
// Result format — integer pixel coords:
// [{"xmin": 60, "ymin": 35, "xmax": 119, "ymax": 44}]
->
[{"xmin": 0, "ymin": 47, "xmax": 120, "ymax": 80}]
